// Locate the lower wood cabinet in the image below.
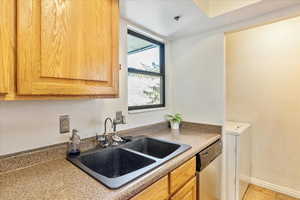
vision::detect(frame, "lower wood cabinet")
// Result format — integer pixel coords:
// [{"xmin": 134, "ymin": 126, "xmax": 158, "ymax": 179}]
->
[
  {"xmin": 170, "ymin": 157, "xmax": 196, "ymax": 194},
  {"xmin": 171, "ymin": 177, "xmax": 197, "ymax": 200},
  {"xmin": 131, "ymin": 176, "xmax": 169, "ymax": 200},
  {"xmin": 131, "ymin": 157, "xmax": 197, "ymax": 200}
]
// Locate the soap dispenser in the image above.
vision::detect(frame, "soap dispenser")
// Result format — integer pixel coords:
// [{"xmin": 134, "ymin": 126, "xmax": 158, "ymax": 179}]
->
[{"xmin": 68, "ymin": 129, "xmax": 81, "ymax": 156}]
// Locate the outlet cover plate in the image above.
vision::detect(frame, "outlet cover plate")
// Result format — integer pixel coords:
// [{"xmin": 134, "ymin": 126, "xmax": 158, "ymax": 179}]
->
[{"xmin": 60, "ymin": 115, "xmax": 70, "ymax": 134}]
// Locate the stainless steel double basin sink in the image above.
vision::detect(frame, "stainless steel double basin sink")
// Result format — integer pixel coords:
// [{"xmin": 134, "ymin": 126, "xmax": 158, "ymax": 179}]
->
[{"xmin": 67, "ymin": 136, "xmax": 191, "ymax": 189}]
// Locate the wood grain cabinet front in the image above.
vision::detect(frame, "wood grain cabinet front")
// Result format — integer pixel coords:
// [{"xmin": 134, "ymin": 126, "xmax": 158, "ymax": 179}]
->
[
  {"xmin": 170, "ymin": 157, "xmax": 196, "ymax": 194},
  {"xmin": 17, "ymin": 0, "xmax": 120, "ymax": 97},
  {"xmin": 131, "ymin": 176, "xmax": 169, "ymax": 200},
  {"xmin": 171, "ymin": 177, "xmax": 197, "ymax": 200},
  {"xmin": 131, "ymin": 157, "xmax": 197, "ymax": 200},
  {"xmin": 0, "ymin": 0, "xmax": 15, "ymax": 95}
]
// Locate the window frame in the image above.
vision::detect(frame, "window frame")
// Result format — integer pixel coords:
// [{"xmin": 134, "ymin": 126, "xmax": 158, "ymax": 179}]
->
[{"xmin": 127, "ymin": 29, "xmax": 166, "ymax": 111}]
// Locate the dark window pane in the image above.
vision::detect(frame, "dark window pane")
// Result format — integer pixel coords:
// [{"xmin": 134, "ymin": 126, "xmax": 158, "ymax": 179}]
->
[{"xmin": 128, "ymin": 73, "xmax": 162, "ymax": 107}]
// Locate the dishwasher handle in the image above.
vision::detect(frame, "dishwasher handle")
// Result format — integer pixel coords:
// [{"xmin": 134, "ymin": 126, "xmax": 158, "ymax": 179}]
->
[{"xmin": 196, "ymin": 139, "xmax": 222, "ymax": 172}]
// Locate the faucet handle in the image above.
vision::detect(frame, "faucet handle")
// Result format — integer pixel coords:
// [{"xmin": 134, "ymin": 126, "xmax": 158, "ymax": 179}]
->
[
  {"xmin": 110, "ymin": 133, "xmax": 125, "ymax": 146},
  {"xmin": 112, "ymin": 133, "xmax": 124, "ymax": 143}
]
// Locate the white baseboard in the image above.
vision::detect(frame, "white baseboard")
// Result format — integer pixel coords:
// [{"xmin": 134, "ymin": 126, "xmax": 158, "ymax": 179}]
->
[{"xmin": 250, "ymin": 177, "xmax": 300, "ymax": 199}]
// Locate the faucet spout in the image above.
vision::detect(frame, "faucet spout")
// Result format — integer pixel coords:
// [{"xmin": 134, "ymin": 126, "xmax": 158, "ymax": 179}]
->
[{"xmin": 104, "ymin": 117, "xmax": 114, "ymax": 135}]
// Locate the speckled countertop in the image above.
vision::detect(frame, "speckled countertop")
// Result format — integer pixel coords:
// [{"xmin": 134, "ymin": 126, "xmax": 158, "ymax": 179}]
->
[{"xmin": 0, "ymin": 123, "xmax": 221, "ymax": 200}]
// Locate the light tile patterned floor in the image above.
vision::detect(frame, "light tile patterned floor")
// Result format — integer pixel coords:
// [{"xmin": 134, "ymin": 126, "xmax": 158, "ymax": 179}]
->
[{"xmin": 243, "ymin": 185, "xmax": 299, "ymax": 200}]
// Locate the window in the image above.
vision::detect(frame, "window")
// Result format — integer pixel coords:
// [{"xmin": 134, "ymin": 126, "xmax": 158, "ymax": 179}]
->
[{"xmin": 127, "ymin": 29, "xmax": 165, "ymax": 111}]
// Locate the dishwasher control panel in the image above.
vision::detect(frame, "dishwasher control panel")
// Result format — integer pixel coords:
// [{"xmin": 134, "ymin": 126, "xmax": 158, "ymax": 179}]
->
[{"xmin": 196, "ymin": 139, "xmax": 222, "ymax": 172}]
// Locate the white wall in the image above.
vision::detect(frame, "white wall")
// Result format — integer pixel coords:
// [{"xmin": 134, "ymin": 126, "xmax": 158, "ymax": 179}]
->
[
  {"xmin": 226, "ymin": 16, "xmax": 300, "ymax": 196},
  {"xmin": 169, "ymin": 10, "xmax": 300, "ymax": 199},
  {"xmin": 0, "ymin": 20, "xmax": 173, "ymax": 156},
  {"xmin": 170, "ymin": 33, "xmax": 226, "ymax": 200},
  {"xmin": 171, "ymin": 33, "xmax": 225, "ymax": 125}
]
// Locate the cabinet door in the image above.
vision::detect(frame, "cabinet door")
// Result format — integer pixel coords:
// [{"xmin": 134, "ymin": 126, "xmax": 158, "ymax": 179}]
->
[
  {"xmin": 171, "ymin": 177, "xmax": 197, "ymax": 200},
  {"xmin": 0, "ymin": 0, "xmax": 15, "ymax": 95},
  {"xmin": 131, "ymin": 176, "xmax": 169, "ymax": 200},
  {"xmin": 17, "ymin": 0, "xmax": 119, "ymax": 96},
  {"xmin": 170, "ymin": 157, "xmax": 196, "ymax": 194}
]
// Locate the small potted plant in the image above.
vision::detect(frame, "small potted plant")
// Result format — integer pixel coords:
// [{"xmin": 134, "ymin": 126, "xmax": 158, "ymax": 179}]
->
[{"xmin": 166, "ymin": 113, "xmax": 183, "ymax": 130}]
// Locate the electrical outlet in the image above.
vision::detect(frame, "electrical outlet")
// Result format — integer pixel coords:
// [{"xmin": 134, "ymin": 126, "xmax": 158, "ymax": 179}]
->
[{"xmin": 60, "ymin": 115, "xmax": 70, "ymax": 134}]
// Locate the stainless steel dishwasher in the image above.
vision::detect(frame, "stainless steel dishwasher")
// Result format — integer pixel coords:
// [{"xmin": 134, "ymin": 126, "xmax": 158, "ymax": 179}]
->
[{"xmin": 196, "ymin": 139, "xmax": 222, "ymax": 200}]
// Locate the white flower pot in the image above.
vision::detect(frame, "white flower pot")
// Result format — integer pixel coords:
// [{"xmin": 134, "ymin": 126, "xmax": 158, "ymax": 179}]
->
[{"xmin": 170, "ymin": 121, "xmax": 180, "ymax": 130}]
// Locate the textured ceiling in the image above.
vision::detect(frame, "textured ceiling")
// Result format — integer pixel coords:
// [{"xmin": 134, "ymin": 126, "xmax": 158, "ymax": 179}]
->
[{"xmin": 120, "ymin": 0, "xmax": 300, "ymax": 39}]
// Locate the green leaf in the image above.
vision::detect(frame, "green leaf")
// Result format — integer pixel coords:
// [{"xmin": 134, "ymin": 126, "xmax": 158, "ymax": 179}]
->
[{"xmin": 166, "ymin": 113, "xmax": 183, "ymax": 123}]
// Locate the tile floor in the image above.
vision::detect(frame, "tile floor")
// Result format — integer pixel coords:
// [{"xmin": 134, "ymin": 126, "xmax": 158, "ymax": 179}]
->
[{"xmin": 244, "ymin": 185, "xmax": 299, "ymax": 200}]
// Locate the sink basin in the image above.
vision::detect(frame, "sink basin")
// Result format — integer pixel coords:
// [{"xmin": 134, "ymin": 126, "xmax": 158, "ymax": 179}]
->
[
  {"xmin": 79, "ymin": 148, "xmax": 155, "ymax": 178},
  {"xmin": 67, "ymin": 136, "xmax": 191, "ymax": 189},
  {"xmin": 123, "ymin": 137, "xmax": 180, "ymax": 158}
]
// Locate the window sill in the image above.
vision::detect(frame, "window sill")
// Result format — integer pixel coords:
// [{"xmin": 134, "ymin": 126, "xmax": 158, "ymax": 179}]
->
[{"xmin": 128, "ymin": 107, "xmax": 168, "ymax": 114}]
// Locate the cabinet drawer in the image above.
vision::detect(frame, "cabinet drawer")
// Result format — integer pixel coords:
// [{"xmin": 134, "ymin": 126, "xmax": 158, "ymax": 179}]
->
[
  {"xmin": 171, "ymin": 176, "xmax": 197, "ymax": 200},
  {"xmin": 131, "ymin": 176, "xmax": 169, "ymax": 200},
  {"xmin": 170, "ymin": 157, "xmax": 196, "ymax": 194}
]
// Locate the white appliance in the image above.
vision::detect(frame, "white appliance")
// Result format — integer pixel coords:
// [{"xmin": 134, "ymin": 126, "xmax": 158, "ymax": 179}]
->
[
  {"xmin": 197, "ymin": 139, "xmax": 222, "ymax": 200},
  {"xmin": 225, "ymin": 121, "xmax": 251, "ymax": 200}
]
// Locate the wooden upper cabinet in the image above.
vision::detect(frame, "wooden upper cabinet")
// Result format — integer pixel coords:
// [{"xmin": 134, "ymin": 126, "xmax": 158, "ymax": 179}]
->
[
  {"xmin": 17, "ymin": 0, "xmax": 119, "ymax": 96},
  {"xmin": 0, "ymin": 0, "xmax": 15, "ymax": 95}
]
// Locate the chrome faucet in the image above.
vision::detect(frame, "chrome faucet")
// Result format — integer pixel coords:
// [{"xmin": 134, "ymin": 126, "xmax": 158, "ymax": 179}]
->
[{"xmin": 96, "ymin": 111, "xmax": 127, "ymax": 148}]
